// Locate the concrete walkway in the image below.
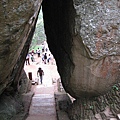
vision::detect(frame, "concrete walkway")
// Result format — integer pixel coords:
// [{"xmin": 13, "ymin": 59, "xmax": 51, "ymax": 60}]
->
[
  {"xmin": 26, "ymin": 85, "xmax": 57, "ymax": 120},
  {"xmin": 24, "ymin": 54, "xmax": 60, "ymax": 120}
]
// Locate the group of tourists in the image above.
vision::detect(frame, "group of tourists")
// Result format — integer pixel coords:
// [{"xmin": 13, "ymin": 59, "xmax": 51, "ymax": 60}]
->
[
  {"xmin": 36, "ymin": 47, "xmax": 53, "ymax": 64},
  {"xmin": 25, "ymin": 45, "xmax": 55, "ymax": 84},
  {"xmin": 25, "ymin": 47, "xmax": 53, "ymax": 65}
]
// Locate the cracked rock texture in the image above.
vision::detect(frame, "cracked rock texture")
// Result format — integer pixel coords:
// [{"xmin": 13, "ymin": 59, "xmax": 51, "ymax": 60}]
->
[
  {"xmin": 42, "ymin": 0, "xmax": 120, "ymax": 98},
  {"xmin": 0, "ymin": 0, "xmax": 41, "ymax": 119},
  {"xmin": 0, "ymin": 0, "xmax": 41, "ymax": 95}
]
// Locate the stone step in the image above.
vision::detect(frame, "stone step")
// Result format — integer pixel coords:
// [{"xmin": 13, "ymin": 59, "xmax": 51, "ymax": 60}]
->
[
  {"xmin": 26, "ymin": 115, "xmax": 57, "ymax": 120},
  {"xmin": 30, "ymin": 94, "xmax": 55, "ymax": 107},
  {"xmin": 32, "ymin": 101, "xmax": 55, "ymax": 107},
  {"xmin": 34, "ymin": 85, "xmax": 55, "ymax": 94},
  {"xmin": 34, "ymin": 94, "xmax": 54, "ymax": 98},
  {"xmin": 28, "ymin": 93, "xmax": 56, "ymax": 116},
  {"xmin": 29, "ymin": 105, "xmax": 56, "ymax": 115}
]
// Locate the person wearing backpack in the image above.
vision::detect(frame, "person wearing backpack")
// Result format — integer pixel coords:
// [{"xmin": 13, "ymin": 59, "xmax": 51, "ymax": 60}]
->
[
  {"xmin": 37, "ymin": 67, "xmax": 44, "ymax": 84},
  {"xmin": 44, "ymin": 53, "xmax": 47, "ymax": 64}
]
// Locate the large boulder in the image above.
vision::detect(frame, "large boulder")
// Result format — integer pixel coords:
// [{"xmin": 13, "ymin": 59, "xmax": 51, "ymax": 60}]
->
[
  {"xmin": 0, "ymin": 0, "xmax": 41, "ymax": 95},
  {"xmin": 42, "ymin": 0, "xmax": 120, "ymax": 98}
]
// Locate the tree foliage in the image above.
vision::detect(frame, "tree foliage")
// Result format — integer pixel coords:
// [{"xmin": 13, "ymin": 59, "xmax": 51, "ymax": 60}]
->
[{"xmin": 30, "ymin": 9, "xmax": 46, "ymax": 50}]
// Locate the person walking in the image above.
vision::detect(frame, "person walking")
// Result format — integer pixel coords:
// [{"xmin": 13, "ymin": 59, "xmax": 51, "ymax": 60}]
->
[
  {"xmin": 25, "ymin": 54, "xmax": 30, "ymax": 65},
  {"xmin": 44, "ymin": 53, "xmax": 47, "ymax": 64},
  {"xmin": 37, "ymin": 48, "xmax": 41, "ymax": 57},
  {"xmin": 47, "ymin": 54, "xmax": 51, "ymax": 64},
  {"xmin": 31, "ymin": 54, "xmax": 35, "ymax": 62},
  {"xmin": 37, "ymin": 67, "xmax": 44, "ymax": 84}
]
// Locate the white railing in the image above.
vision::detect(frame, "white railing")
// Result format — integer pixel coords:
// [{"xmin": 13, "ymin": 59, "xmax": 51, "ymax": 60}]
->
[{"xmin": 57, "ymin": 78, "xmax": 65, "ymax": 92}]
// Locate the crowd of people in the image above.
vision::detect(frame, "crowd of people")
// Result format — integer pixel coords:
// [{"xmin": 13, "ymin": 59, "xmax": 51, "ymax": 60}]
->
[
  {"xmin": 25, "ymin": 46, "xmax": 55, "ymax": 66},
  {"xmin": 25, "ymin": 45, "xmax": 56, "ymax": 84}
]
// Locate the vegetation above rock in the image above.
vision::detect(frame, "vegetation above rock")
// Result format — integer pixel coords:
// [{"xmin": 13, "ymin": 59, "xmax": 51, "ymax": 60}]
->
[{"xmin": 30, "ymin": 8, "xmax": 46, "ymax": 50}]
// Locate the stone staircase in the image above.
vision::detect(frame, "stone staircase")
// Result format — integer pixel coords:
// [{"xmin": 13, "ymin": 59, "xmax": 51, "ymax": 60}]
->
[{"xmin": 26, "ymin": 85, "xmax": 57, "ymax": 120}]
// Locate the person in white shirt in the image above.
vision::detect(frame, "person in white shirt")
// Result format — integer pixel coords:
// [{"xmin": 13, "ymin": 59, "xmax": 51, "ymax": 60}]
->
[{"xmin": 25, "ymin": 54, "xmax": 30, "ymax": 65}]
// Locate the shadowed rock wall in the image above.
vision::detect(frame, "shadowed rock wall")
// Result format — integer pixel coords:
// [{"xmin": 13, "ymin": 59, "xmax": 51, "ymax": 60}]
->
[
  {"xmin": 0, "ymin": 0, "xmax": 42, "ymax": 119},
  {"xmin": 42, "ymin": 0, "xmax": 76, "ymax": 97},
  {"xmin": 42, "ymin": 0, "xmax": 120, "ymax": 98},
  {"xmin": 42, "ymin": 1, "xmax": 120, "ymax": 119},
  {"xmin": 0, "ymin": 0, "xmax": 42, "ymax": 95}
]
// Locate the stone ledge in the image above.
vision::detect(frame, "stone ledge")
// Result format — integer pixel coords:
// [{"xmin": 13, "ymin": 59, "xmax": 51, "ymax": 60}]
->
[
  {"xmin": 57, "ymin": 111, "xmax": 70, "ymax": 120},
  {"xmin": 13, "ymin": 91, "xmax": 34, "ymax": 120},
  {"xmin": 55, "ymin": 92, "xmax": 72, "ymax": 120}
]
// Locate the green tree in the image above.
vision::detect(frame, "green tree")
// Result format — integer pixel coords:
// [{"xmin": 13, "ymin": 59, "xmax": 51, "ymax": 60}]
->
[{"xmin": 30, "ymin": 9, "xmax": 46, "ymax": 50}]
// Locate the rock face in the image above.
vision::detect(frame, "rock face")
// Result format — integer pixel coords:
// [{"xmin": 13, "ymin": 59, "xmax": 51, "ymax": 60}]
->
[
  {"xmin": 0, "ymin": 93, "xmax": 23, "ymax": 120},
  {"xmin": 0, "ymin": 0, "xmax": 42, "ymax": 95},
  {"xmin": 0, "ymin": 0, "xmax": 42, "ymax": 119},
  {"xmin": 18, "ymin": 70, "xmax": 31, "ymax": 94},
  {"xmin": 42, "ymin": 0, "xmax": 120, "ymax": 98},
  {"xmin": 0, "ymin": 0, "xmax": 120, "ymax": 119},
  {"xmin": 0, "ymin": 70, "xmax": 31, "ymax": 120}
]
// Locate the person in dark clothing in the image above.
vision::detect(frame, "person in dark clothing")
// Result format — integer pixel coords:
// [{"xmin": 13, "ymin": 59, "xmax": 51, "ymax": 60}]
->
[
  {"xmin": 44, "ymin": 53, "xmax": 47, "ymax": 64},
  {"xmin": 47, "ymin": 54, "xmax": 51, "ymax": 64},
  {"xmin": 37, "ymin": 67, "xmax": 44, "ymax": 84},
  {"xmin": 31, "ymin": 54, "xmax": 34, "ymax": 62}
]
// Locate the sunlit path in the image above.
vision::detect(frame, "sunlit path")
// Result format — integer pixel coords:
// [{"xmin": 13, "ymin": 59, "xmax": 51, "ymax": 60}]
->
[
  {"xmin": 26, "ymin": 86, "xmax": 57, "ymax": 120},
  {"xmin": 24, "ymin": 54, "xmax": 59, "ymax": 120}
]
